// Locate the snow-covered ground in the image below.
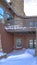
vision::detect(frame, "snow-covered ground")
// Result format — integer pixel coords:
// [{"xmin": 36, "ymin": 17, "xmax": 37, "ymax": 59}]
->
[
  {"xmin": 0, "ymin": 48, "xmax": 36, "ymax": 65},
  {"xmin": 7, "ymin": 48, "xmax": 35, "ymax": 56}
]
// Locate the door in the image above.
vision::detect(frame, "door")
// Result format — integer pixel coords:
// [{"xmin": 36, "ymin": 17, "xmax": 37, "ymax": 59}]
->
[
  {"xmin": 28, "ymin": 39, "xmax": 36, "ymax": 48},
  {"xmin": 28, "ymin": 39, "xmax": 33, "ymax": 48}
]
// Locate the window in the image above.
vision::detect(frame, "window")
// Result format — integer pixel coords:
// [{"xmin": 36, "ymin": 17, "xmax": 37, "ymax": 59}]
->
[
  {"xmin": 0, "ymin": 15, "xmax": 3, "ymax": 19},
  {"xmin": 35, "ymin": 22, "xmax": 37, "ymax": 27},
  {"xmin": 29, "ymin": 21, "xmax": 37, "ymax": 28},
  {"xmin": 6, "ymin": 13, "xmax": 12, "ymax": 20},
  {"xmin": 0, "ymin": 7, "xmax": 4, "ymax": 19},
  {"xmin": 29, "ymin": 22, "xmax": 34, "ymax": 27},
  {"xmin": 16, "ymin": 38, "xmax": 22, "ymax": 48}
]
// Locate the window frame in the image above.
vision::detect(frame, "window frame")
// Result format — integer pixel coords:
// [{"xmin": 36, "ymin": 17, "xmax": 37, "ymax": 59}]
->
[{"xmin": 16, "ymin": 38, "xmax": 22, "ymax": 48}]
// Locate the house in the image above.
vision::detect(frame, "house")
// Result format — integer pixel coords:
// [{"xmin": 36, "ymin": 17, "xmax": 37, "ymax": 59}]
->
[{"xmin": 0, "ymin": 0, "xmax": 36, "ymax": 54}]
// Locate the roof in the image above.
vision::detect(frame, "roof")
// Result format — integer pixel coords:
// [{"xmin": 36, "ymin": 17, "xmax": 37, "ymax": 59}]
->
[{"xmin": 0, "ymin": 0, "xmax": 37, "ymax": 19}]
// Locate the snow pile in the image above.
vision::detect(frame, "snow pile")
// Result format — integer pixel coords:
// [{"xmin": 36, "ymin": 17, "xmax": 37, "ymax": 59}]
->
[
  {"xmin": 26, "ymin": 49, "xmax": 35, "ymax": 55},
  {"xmin": 7, "ymin": 52, "xmax": 32, "ymax": 60},
  {"xmin": 7, "ymin": 48, "xmax": 26, "ymax": 56}
]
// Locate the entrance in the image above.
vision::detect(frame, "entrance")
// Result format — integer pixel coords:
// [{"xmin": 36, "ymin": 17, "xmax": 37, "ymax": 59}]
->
[{"xmin": 28, "ymin": 39, "xmax": 36, "ymax": 48}]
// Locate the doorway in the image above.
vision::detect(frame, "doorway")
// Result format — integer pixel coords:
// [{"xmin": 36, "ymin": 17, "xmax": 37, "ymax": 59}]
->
[{"xmin": 28, "ymin": 39, "xmax": 36, "ymax": 48}]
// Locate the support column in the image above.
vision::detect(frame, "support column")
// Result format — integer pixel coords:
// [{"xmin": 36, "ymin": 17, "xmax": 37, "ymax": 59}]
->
[{"xmin": 35, "ymin": 29, "xmax": 37, "ymax": 56}]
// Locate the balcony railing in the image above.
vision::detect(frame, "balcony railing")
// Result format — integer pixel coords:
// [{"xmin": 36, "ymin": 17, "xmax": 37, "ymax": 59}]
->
[{"xmin": 5, "ymin": 19, "xmax": 37, "ymax": 32}]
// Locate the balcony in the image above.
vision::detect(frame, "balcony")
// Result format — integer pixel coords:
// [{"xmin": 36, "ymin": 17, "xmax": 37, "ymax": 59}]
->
[{"xmin": 5, "ymin": 19, "xmax": 37, "ymax": 32}]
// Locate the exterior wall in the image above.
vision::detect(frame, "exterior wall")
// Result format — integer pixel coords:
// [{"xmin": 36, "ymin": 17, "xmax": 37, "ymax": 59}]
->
[
  {"xmin": 13, "ymin": 15, "xmax": 37, "ymax": 28},
  {"xmin": 0, "ymin": 0, "xmax": 36, "ymax": 53},
  {"xmin": 14, "ymin": 33, "xmax": 36, "ymax": 49},
  {"xmin": 10, "ymin": 0, "xmax": 25, "ymax": 16},
  {"xmin": 0, "ymin": 22, "xmax": 36, "ymax": 53},
  {"xmin": 0, "ymin": 23, "xmax": 14, "ymax": 53}
]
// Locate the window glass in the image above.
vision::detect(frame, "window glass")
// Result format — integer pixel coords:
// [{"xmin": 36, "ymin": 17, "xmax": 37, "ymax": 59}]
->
[
  {"xmin": 29, "ymin": 22, "xmax": 33, "ymax": 27},
  {"xmin": 16, "ymin": 38, "xmax": 22, "ymax": 48},
  {"xmin": 28, "ymin": 39, "xmax": 36, "ymax": 48},
  {"xmin": 28, "ymin": 40, "xmax": 33, "ymax": 48},
  {"xmin": 6, "ymin": 13, "xmax": 12, "ymax": 20},
  {"xmin": 35, "ymin": 22, "xmax": 37, "ymax": 27},
  {"xmin": 0, "ymin": 7, "xmax": 4, "ymax": 19},
  {"xmin": 0, "ymin": 15, "xmax": 3, "ymax": 19}
]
